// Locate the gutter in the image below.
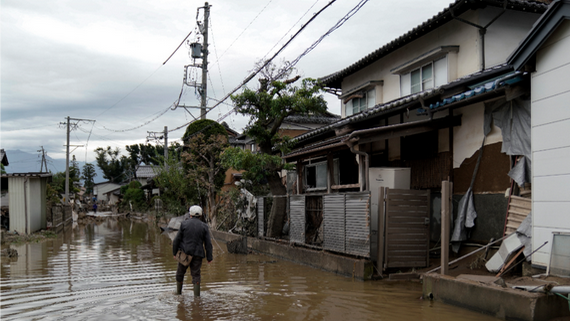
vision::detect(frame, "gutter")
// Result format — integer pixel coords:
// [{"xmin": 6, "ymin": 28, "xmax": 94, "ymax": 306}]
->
[
  {"xmin": 344, "ymin": 138, "xmax": 369, "ymax": 192},
  {"xmin": 451, "ymin": 0, "xmax": 508, "ymax": 71}
]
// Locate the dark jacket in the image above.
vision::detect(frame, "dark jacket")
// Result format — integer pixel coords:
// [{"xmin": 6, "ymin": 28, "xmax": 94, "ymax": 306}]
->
[{"xmin": 172, "ymin": 217, "xmax": 213, "ymax": 261}]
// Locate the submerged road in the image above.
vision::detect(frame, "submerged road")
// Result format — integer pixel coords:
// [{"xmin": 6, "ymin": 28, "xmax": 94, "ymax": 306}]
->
[{"xmin": 1, "ymin": 218, "xmax": 499, "ymax": 320}]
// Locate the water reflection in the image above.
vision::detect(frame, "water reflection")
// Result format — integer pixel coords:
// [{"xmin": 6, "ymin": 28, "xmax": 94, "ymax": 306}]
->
[{"xmin": 1, "ymin": 218, "xmax": 499, "ymax": 320}]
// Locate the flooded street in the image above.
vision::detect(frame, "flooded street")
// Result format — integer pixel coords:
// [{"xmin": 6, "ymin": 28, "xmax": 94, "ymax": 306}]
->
[{"xmin": 1, "ymin": 218, "xmax": 498, "ymax": 320}]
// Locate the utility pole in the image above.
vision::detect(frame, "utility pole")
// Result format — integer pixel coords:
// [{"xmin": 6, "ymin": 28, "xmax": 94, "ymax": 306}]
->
[
  {"xmin": 163, "ymin": 126, "xmax": 168, "ymax": 169},
  {"xmin": 175, "ymin": 2, "xmax": 211, "ymax": 119},
  {"xmin": 199, "ymin": 2, "xmax": 210, "ymax": 120},
  {"xmin": 65, "ymin": 116, "xmax": 70, "ymax": 205},
  {"xmin": 147, "ymin": 127, "xmax": 169, "ymax": 169},
  {"xmin": 37, "ymin": 146, "xmax": 48, "ymax": 173},
  {"xmin": 61, "ymin": 117, "xmax": 95, "ymax": 205}
]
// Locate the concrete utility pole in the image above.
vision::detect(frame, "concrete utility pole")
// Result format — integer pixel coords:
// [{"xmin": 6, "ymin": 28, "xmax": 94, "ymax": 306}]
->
[
  {"xmin": 174, "ymin": 2, "xmax": 211, "ymax": 120},
  {"xmin": 37, "ymin": 146, "xmax": 48, "ymax": 173},
  {"xmin": 62, "ymin": 117, "xmax": 95, "ymax": 205},
  {"xmin": 65, "ymin": 117, "xmax": 70, "ymax": 204},
  {"xmin": 199, "ymin": 2, "xmax": 210, "ymax": 120},
  {"xmin": 163, "ymin": 126, "xmax": 168, "ymax": 169},
  {"xmin": 146, "ymin": 127, "xmax": 169, "ymax": 169}
]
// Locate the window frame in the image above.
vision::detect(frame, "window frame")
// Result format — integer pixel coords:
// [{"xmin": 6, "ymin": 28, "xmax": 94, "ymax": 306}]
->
[
  {"xmin": 304, "ymin": 159, "xmax": 339, "ymax": 191},
  {"xmin": 345, "ymin": 88, "xmax": 376, "ymax": 117}
]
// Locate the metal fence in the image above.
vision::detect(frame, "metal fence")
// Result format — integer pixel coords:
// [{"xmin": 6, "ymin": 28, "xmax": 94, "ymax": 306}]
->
[{"xmin": 257, "ymin": 192, "xmax": 371, "ymax": 258}]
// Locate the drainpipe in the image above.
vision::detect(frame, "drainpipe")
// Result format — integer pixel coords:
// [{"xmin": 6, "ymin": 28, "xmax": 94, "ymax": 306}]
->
[
  {"xmin": 345, "ymin": 138, "xmax": 369, "ymax": 192},
  {"xmin": 451, "ymin": 0, "xmax": 507, "ymax": 71}
]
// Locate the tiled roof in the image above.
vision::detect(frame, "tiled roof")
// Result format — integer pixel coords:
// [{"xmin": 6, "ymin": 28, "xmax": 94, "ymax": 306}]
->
[
  {"xmin": 286, "ymin": 71, "xmax": 527, "ymax": 158},
  {"xmin": 320, "ymin": 0, "xmax": 548, "ymax": 89},
  {"xmin": 292, "ymin": 64, "xmax": 521, "ymax": 145},
  {"xmin": 136, "ymin": 165, "xmax": 159, "ymax": 178},
  {"xmin": 283, "ymin": 111, "xmax": 341, "ymax": 125}
]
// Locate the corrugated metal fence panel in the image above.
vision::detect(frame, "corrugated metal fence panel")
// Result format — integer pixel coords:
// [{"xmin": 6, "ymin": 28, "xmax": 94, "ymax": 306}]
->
[
  {"xmin": 289, "ymin": 195, "xmax": 305, "ymax": 244},
  {"xmin": 323, "ymin": 194, "xmax": 345, "ymax": 253},
  {"xmin": 345, "ymin": 192, "xmax": 371, "ymax": 257},
  {"xmin": 8, "ymin": 177, "xmax": 26, "ymax": 233},
  {"xmin": 384, "ymin": 189, "xmax": 430, "ymax": 269},
  {"xmin": 257, "ymin": 197, "xmax": 264, "ymax": 237}
]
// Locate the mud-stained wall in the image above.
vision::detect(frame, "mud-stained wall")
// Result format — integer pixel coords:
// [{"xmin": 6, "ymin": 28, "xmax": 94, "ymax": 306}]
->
[
  {"xmin": 451, "ymin": 103, "xmax": 503, "ymax": 169},
  {"xmin": 453, "ymin": 142, "xmax": 510, "ymax": 194},
  {"xmin": 429, "ymin": 192, "xmax": 507, "ymax": 244}
]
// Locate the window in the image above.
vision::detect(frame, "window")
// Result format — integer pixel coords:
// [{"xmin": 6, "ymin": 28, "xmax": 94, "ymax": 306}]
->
[
  {"xmin": 304, "ymin": 160, "xmax": 339, "ymax": 190},
  {"xmin": 345, "ymin": 89, "xmax": 376, "ymax": 116},
  {"xmin": 400, "ymin": 57, "xmax": 447, "ymax": 96}
]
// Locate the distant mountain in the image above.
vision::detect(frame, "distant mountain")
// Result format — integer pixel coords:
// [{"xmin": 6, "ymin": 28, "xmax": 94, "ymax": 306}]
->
[{"xmin": 3, "ymin": 149, "xmax": 106, "ymax": 183}]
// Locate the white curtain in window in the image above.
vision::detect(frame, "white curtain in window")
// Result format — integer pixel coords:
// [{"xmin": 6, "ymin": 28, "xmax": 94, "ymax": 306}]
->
[
  {"xmin": 400, "ymin": 73, "xmax": 411, "ymax": 96},
  {"xmin": 434, "ymin": 57, "xmax": 447, "ymax": 87},
  {"xmin": 345, "ymin": 100, "xmax": 353, "ymax": 116},
  {"xmin": 367, "ymin": 89, "xmax": 376, "ymax": 109}
]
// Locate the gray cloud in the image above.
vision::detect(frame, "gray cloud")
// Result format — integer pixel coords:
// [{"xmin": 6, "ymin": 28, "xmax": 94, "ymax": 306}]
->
[{"xmin": 2, "ymin": 0, "xmax": 453, "ymax": 166}]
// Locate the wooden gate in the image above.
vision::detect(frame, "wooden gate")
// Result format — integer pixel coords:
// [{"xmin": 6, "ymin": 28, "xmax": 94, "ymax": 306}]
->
[{"xmin": 383, "ymin": 188, "xmax": 430, "ymax": 270}]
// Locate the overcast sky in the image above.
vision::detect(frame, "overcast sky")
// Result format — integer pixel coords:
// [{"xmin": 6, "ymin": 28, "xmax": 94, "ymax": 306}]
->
[{"xmin": 1, "ymin": 0, "xmax": 454, "ymax": 167}]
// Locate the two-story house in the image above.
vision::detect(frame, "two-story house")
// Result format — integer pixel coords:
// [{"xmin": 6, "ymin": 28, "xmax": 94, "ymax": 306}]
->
[{"xmin": 281, "ymin": 0, "xmax": 549, "ymax": 270}]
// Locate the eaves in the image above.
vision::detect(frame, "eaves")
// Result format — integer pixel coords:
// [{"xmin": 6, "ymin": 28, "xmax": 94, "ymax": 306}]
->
[{"xmin": 320, "ymin": 0, "xmax": 548, "ymax": 89}]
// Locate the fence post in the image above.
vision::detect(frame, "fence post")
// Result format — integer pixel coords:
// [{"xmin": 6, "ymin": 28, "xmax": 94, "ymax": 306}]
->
[{"xmin": 441, "ymin": 180, "xmax": 451, "ymax": 275}]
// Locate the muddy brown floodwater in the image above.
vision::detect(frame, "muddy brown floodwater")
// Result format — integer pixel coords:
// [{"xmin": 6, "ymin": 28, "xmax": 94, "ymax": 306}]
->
[{"xmin": 1, "ymin": 218, "xmax": 500, "ymax": 321}]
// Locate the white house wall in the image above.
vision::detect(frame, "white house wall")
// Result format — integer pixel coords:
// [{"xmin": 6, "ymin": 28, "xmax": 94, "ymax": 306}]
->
[
  {"xmin": 339, "ymin": 8, "xmax": 541, "ymax": 117},
  {"xmin": 483, "ymin": 9, "xmax": 543, "ymax": 68},
  {"xmin": 531, "ymin": 20, "xmax": 570, "ymax": 267},
  {"xmin": 341, "ymin": 10, "xmax": 481, "ymax": 109},
  {"xmin": 452, "ymin": 103, "xmax": 503, "ymax": 169}
]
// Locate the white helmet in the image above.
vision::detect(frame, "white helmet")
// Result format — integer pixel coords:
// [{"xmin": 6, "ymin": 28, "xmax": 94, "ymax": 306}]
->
[{"xmin": 189, "ymin": 205, "xmax": 203, "ymax": 217}]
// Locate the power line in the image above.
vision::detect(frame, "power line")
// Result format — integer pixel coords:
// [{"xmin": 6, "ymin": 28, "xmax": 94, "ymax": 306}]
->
[
  {"xmin": 213, "ymin": 0, "xmax": 275, "ymax": 64},
  {"xmin": 168, "ymin": 0, "xmax": 341, "ymax": 134},
  {"xmin": 96, "ymin": 65, "xmax": 164, "ymax": 118},
  {"xmin": 260, "ymin": 0, "xmax": 321, "ymax": 64},
  {"xmin": 101, "ymin": 104, "xmax": 172, "ymax": 132}
]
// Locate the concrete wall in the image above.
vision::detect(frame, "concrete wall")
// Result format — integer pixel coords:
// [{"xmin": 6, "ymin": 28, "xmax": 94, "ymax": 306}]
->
[
  {"xmin": 531, "ymin": 19, "xmax": 570, "ymax": 267},
  {"xmin": 423, "ymin": 273, "xmax": 570, "ymax": 321},
  {"xmin": 211, "ymin": 230, "xmax": 374, "ymax": 280}
]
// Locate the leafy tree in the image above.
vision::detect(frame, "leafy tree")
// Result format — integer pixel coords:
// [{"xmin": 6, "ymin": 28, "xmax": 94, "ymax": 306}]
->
[
  {"xmin": 181, "ymin": 119, "xmax": 228, "ymax": 225},
  {"xmin": 125, "ymin": 143, "xmax": 161, "ymax": 175},
  {"xmin": 70, "ymin": 155, "xmax": 81, "ymax": 186},
  {"xmin": 225, "ymin": 63, "xmax": 327, "ymax": 237},
  {"xmin": 153, "ymin": 151, "xmax": 198, "ymax": 216},
  {"xmin": 81, "ymin": 163, "xmax": 97, "ymax": 195},
  {"xmin": 1, "ymin": 164, "xmax": 6, "ymax": 174},
  {"xmin": 94, "ymin": 147, "xmax": 129, "ymax": 183},
  {"xmin": 120, "ymin": 180, "xmax": 147, "ymax": 212}
]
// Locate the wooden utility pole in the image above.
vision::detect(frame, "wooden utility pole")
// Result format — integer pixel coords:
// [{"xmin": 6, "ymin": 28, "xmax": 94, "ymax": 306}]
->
[{"xmin": 441, "ymin": 180, "xmax": 452, "ymax": 275}]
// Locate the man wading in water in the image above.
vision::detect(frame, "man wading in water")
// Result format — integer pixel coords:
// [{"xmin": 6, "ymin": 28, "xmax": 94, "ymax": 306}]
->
[{"xmin": 172, "ymin": 205, "xmax": 213, "ymax": 296}]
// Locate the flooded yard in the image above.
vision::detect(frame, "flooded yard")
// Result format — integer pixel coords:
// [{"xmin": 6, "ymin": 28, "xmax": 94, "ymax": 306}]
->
[{"xmin": 1, "ymin": 218, "xmax": 499, "ymax": 320}]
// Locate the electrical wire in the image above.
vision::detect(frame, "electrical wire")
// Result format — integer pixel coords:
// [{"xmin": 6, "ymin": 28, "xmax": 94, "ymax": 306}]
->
[
  {"xmin": 96, "ymin": 65, "xmax": 164, "ymax": 118},
  {"xmin": 2, "ymin": 123, "xmax": 59, "ymax": 132},
  {"xmin": 101, "ymin": 104, "xmax": 172, "ymax": 132},
  {"xmin": 213, "ymin": 0, "xmax": 275, "ymax": 64},
  {"xmin": 259, "ymin": 0, "xmax": 321, "ymax": 63},
  {"xmin": 167, "ymin": 0, "xmax": 341, "ymax": 134}
]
